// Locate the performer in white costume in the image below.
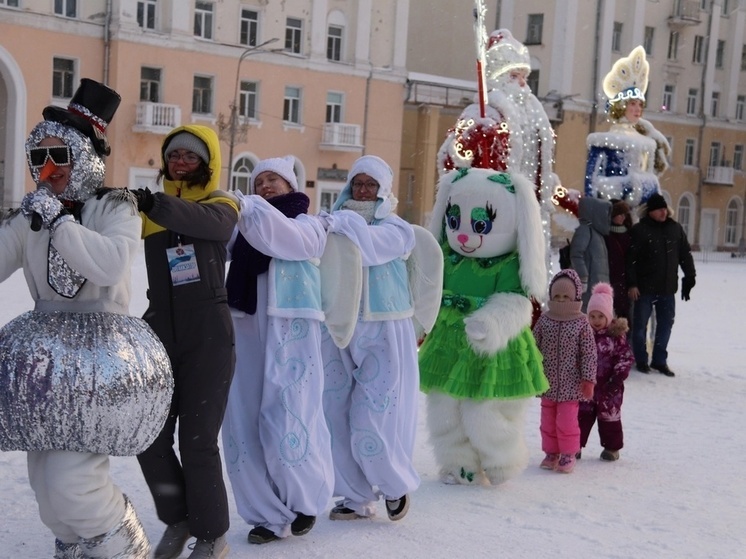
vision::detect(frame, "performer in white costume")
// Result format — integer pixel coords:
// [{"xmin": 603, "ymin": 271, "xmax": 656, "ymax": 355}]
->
[
  {"xmin": 222, "ymin": 156, "xmax": 335, "ymax": 545},
  {"xmin": 321, "ymin": 155, "xmax": 420, "ymax": 522},
  {"xmin": 585, "ymin": 45, "xmax": 671, "ymax": 206}
]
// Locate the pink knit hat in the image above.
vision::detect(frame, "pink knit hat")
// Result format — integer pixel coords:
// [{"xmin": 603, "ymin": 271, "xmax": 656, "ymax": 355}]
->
[{"xmin": 587, "ymin": 282, "xmax": 614, "ymax": 324}]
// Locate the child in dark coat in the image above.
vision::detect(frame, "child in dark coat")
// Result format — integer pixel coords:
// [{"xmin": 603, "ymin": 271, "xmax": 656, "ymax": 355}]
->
[{"xmin": 578, "ymin": 283, "xmax": 634, "ymax": 461}]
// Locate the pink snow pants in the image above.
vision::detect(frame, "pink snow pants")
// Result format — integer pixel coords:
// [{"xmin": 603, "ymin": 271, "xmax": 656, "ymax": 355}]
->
[{"xmin": 540, "ymin": 398, "xmax": 580, "ymax": 455}]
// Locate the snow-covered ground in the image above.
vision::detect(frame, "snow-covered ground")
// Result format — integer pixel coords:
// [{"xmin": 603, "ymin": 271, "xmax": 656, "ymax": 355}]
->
[{"xmin": 1, "ymin": 247, "xmax": 744, "ymax": 558}]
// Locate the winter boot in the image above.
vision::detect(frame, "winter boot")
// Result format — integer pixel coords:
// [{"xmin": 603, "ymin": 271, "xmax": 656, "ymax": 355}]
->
[
  {"xmin": 290, "ymin": 513, "xmax": 316, "ymax": 536},
  {"xmin": 154, "ymin": 520, "xmax": 190, "ymax": 559},
  {"xmin": 556, "ymin": 453, "xmax": 576, "ymax": 474},
  {"xmin": 540, "ymin": 453, "xmax": 560, "ymax": 470},
  {"xmin": 186, "ymin": 534, "xmax": 229, "ymax": 558},
  {"xmin": 78, "ymin": 495, "xmax": 150, "ymax": 559},
  {"xmin": 600, "ymin": 448, "xmax": 620, "ymax": 461},
  {"xmin": 54, "ymin": 539, "xmax": 83, "ymax": 559}
]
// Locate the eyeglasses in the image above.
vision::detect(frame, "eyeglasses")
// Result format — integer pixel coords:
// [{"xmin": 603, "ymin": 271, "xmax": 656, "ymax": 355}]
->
[
  {"xmin": 167, "ymin": 151, "xmax": 201, "ymax": 164},
  {"xmin": 29, "ymin": 146, "xmax": 71, "ymax": 168},
  {"xmin": 351, "ymin": 181, "xmax": 379, "ymax": 191}
]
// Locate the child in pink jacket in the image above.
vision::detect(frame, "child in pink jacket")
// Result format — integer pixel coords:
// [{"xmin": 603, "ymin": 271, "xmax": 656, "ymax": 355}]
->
[
  {"xmin": 578, "ymin": 283, "xmax": 634, "ymax": 461},
  {"xmin": 532, "ymin": 269, "xmax": 597, "ymax": 473}
]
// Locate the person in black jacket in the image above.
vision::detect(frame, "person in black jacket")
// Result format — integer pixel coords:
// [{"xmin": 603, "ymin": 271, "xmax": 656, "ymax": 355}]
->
[
  {"xmin": 626, "ymin": 194, "xmax": 695, "ymax": 377},
  {"xmin": 132, "ymin": 125, "xmax": 239, "ymax": 559}
]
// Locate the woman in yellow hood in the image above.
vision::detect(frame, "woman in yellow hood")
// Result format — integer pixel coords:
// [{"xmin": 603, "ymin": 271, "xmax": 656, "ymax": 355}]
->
[{"xmin": 131, "ymin": 125, "xmax": 238, "ymax": 559}]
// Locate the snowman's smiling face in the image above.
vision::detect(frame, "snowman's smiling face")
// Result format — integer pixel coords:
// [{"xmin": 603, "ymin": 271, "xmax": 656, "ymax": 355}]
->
[{"xmin": 444, "ymin": 172, "xmax": 518, "ymax": 258}]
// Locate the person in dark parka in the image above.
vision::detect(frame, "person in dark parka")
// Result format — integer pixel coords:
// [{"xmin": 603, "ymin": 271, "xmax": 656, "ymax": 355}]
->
[
  {"xmin": 570, "ymin": 196, "xmax": 612, "ymax": 311},
  {"xmin": 626, "ymin": 193, "xmax": 695, "ymax": 377},
  {"xmin": 132, "ymin": 125, "xmax": 239, "ymax": 559}
]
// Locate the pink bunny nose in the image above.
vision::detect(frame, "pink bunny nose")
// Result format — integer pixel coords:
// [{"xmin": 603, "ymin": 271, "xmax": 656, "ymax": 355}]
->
[{"xmin": 457, "ymin": 234, "xmax": 469, "ymax": 244}]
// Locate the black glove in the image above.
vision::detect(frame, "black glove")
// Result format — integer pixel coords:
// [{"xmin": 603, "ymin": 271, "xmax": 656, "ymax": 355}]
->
[
  {"xmin": 132, "ymin": 188, "xmax": 155, "ymax": 213},
  {"xmin": 681, "ymin": 276, "xmax": 695, "ymax": 301}
]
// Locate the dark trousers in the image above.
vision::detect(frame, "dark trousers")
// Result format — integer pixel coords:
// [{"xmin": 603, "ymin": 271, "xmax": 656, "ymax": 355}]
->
[
  {"xmin": 137, "ymin": 302, "xmax": 235, "ymax": 540},
  {"xmin": 632, "ymin": 293, "xmax": 675, "ymax": 367},
  {"xmin": 579, "ymin": 401, "xmax": 623, "ymax": 452}
]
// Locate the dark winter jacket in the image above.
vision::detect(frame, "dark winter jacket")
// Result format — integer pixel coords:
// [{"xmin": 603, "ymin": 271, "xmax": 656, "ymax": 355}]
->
[
  {"xmin": 570, "ymin": 197, "xmax": 612, "ymax": 308},
  {"xmin": 605, "ymin": 225, "xmax": 632, "ymax": 318},
  {"xmin": 626, "ymin": 213, "xmax": 695, "ymax": 296},
  {"xmin": 580, "ymin": 318, "xmax": 634, "ymax": 420}
]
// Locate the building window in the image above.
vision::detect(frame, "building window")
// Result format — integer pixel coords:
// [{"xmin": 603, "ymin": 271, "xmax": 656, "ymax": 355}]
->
[
  {"xmin": 286, "ymin": 17, "xmax": 303, "ymax": 54},
  {"xmin": 678, "ymin": 197, "xmax": 692, "ymax": 239},
  {"xmin": 684, "ymin": 138, "xmax": 696, "ymax": 166},
  {"xmin": 737, "ymin": 95, "xmax": 745, "ymax": 120},
  {"xmin": 667, "ymin": 31, "xmax": 679, "ymax": 60},
  {"xmin": 686, "ymin": 88, "xmax": 698, "ymax": 116},
  {"xmin": 192, "ymin": 75, "xmax": 213, "ymax": 114},
  {"xmin": 239, "ymin": 81, "xmax": 258, "ymax": 120},
  {"xmin": 283, "ymin": 86, "xmax": 301, "ymax": 124},
  {"xmin": 612, "ymin": 22, "xmax": 623, "ymax": 52},
  {"xmin": 1, "ymin": 0, "xmax": 20, "ymax": 7},
  {"xmin": 327, "ymin": 25, "xmax": 343, "ymax": 61},
  {"xmin": 715, "ymin": 40, "xmax": 725, "ymax": 68},
  {"xmin": 693, "ymin": 35, "xmax": 705, "ymax": 63},
  {"xmin": 700, "ymin": 0, "xmax": 708, "ymax": 9},
  {"xmin": 54, "ymin": 0, "xmax": 77, "ymax": 17},
  {"xmin": 711, "ymin": 91, "xmax": 720, "ymax": 117},
  {"xmin": 137, "ymin": 0, "xmax": 157, "ymax": 30},
  {"xmin": 232, "ymin": 157, "xmax": 254, "ymax": 194},
  {"xmin": 725, "ymin": 200, "xmax": 739, "ymax": 245},
  {"xmin": 733, "ymin": 145, "xmax": 744, "ymax": 171},
  {"xmin": 52, "ymin": 58, "xmax": 75, "ymax": 98},
  {"xmin": 240, "ymin": 9, "xmax": 258, "ymax": 46},
  {"xmin": 644, "ymin": 26, "xmax": 655, "ymax": 55},
  {"xmin": 742, "ymin": 45, "xmax": 746, "ymax": 70},
  {"xmin": 194, "ymin": 1, "xmax": 213, "ymax": 40},
  {"xmin": 525, "ymin": 14, "xmax": 543, "ymax": 45},
  {"xmin": 526, "ymin": 70, "xmax": 539, "ymax": 95},
  {"xmin": 662, "ymin": 84, "xmax": 674, "ymax": 111},
  {"xmin": 709, "ymin": 142, "xmax": 722, "ymax": 167},
  {"xmin": 326, "ymin": 92, "xmax": 343, "ymax": 123},
  {"xmin": 140, "ymin": 67, "xmax": 161, "ymax": 102},
  {"xmin": 319, "ymin": 190, "xmax": 339, "ymax": 213}
]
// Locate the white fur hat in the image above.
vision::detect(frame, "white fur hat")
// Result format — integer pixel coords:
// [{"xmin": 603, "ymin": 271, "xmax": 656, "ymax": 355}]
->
[
  {"xmin": 333, "ymin": 155, "xmax": 396, "ymax": 220},
  {"xmin": 485, "ymin": 29, "xmax": 531, "ymax": 81},
  {"xmin": 250, "ymin": 155, "xmax": 299, "ymax": 193}
]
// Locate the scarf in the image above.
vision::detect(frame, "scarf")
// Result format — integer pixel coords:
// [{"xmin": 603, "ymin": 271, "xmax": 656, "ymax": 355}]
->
[
  {"xmin": 340, "ymin": 199, "xmax": 376, "ymax": 224},
  {"xmin": 225, "ymin": 191, "xmax": 309, "ymax": 314}
]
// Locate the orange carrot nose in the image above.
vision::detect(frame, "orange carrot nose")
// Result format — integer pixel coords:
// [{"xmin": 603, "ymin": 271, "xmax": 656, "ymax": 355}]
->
[{"xmin": 38, "ymin": 159, "xmax": 58, "ymax": 182}]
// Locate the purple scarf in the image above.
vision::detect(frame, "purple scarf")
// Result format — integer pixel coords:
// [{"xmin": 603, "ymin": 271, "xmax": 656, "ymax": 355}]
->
[{"xmin": 226, "ymin": 191, "xmax": 310, "ymax": 314}]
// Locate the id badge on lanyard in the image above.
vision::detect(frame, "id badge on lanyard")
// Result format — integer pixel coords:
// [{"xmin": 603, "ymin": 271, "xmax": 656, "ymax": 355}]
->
[{"xmin": 167, "ymin": 236, "xmax": 201, "ymax": 286}]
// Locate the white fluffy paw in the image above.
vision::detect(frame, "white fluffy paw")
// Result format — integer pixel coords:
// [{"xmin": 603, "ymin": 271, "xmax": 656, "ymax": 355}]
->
[{"xmin": 441, "ymin": 467, "xmax": 480, "ymax": 485}]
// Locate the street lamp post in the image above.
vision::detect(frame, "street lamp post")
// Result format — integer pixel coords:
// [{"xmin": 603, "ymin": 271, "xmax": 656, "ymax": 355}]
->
[{"xmin": 226, "ymin": 37, "xmax": 279, "ymax": 190}]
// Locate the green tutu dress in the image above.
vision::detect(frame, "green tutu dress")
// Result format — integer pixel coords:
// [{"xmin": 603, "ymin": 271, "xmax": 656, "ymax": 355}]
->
[{"xmin": 419, "ymin": 248, "xmax": 547, "ymax": 400}]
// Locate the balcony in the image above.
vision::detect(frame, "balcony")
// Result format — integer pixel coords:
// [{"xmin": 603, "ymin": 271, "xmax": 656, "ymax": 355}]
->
[
  {"xmin": 705, "ymin": 165, "xmax": 734, "ymax": 185},
  {"xmin": 669, "ymin": 0, "xmax": 702, "ymax": 27},
  {"xmin": 133, "ymin": 102, "xmax": 182, "ymax": 134},
  {"xmin": 320, "ymin": 123, "xmax": 363, "ymax": 152}
]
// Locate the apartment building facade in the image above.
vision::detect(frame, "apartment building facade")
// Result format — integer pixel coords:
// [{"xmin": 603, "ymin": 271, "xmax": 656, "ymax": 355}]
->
[
  {"xmin": 403, "ymin": 0, "xmax": 746, "ymax": 251},
  {"xmin": 0, "ymin": 0, "xmax": 410, "ymax": 213}
]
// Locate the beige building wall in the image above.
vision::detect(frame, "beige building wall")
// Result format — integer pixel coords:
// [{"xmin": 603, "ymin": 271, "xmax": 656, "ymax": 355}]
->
[
  {"xmin": 0, "ymin": 0, "xmax": 409, "ymax": 214},
  {"xmin": 404, "ymin": 0, "xmax": 746, "ymax": 250}
]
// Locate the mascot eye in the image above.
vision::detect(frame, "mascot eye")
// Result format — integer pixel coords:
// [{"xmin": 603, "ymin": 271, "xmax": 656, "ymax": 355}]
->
[
  {"xmin": 445, "ymin": 202, "xmax": 461, "ymax": 231},
  {"xmin": 470, "ymin": 205, "xmax": 495, "ymax": 235},
  {"xmin": 472, "ymin": 219, "xmax": 492, "ymax": 235}
]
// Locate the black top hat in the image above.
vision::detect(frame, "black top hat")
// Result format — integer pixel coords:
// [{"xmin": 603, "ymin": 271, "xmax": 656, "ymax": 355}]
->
[{"xmin": 42, "ymin": 78, "xmax": 122, "ymax": 157}]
